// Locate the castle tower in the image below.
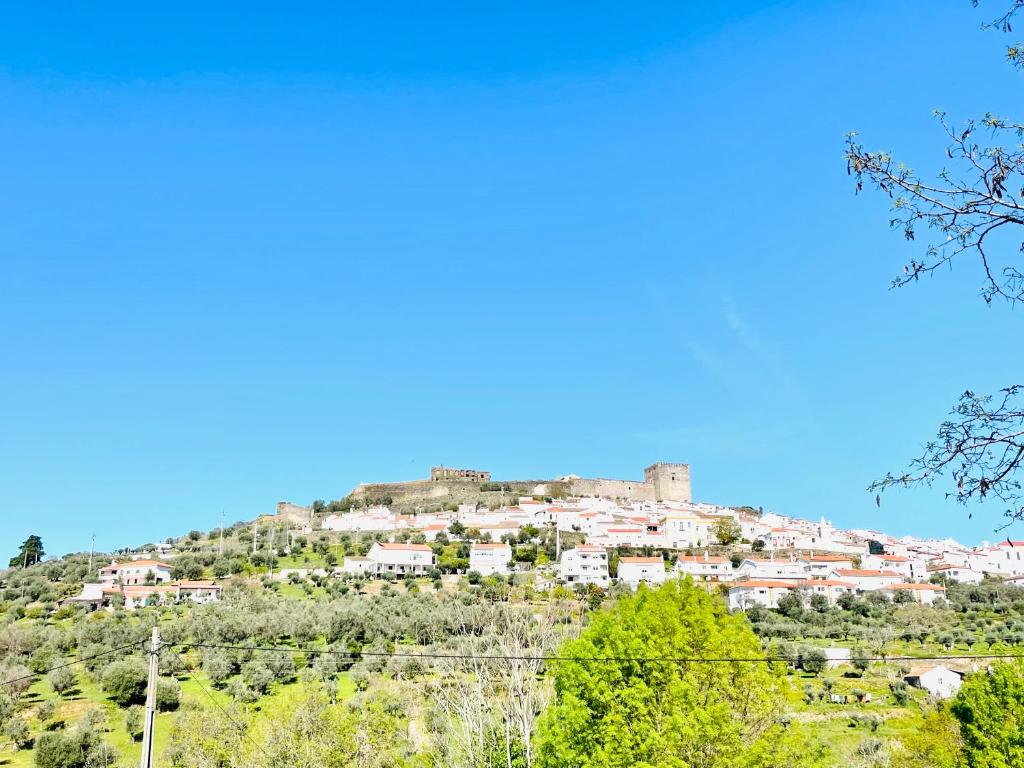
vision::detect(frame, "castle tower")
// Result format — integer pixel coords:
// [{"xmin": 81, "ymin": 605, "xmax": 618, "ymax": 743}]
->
[{"xmin": 643, "ymin": 462, "xmax": 691, "ymax": 503}]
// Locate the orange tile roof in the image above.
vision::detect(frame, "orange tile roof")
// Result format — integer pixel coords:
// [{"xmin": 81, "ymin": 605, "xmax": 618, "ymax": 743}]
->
[{"xmin": 619, "ymin": 557, "xmax": 663, "ymax": 564}]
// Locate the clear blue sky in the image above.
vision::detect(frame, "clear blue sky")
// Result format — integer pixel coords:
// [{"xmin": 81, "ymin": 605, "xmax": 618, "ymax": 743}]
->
[{"xmin": 2, "ymin": 0, "xmax": 1021, "ymax": 557}]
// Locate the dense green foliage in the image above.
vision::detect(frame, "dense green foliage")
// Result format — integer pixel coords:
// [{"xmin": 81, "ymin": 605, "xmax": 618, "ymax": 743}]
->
[
  {"xmin": 534, "ymin": 579, "xmax": 796, "ymax": 768},
  {"xmin": 950, "ymin": 659, "xmax": 1024, "ymax": 768}
]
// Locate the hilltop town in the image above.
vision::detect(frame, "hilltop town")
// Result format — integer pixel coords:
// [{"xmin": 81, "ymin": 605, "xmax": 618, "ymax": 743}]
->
[{"xmin": 8, "ymin": 459, "xmax": 1024, "ymax": 767}]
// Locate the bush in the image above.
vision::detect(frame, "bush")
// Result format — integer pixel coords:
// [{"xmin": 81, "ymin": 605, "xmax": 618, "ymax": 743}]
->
[
  {"xmin": 156, "ymin": 678, "xmax": 180, "ymax": 711},
  {"xmin": 34, "ymin": 726, "xmax": 100, "ymax": 768},
  {"xmin": 48, "ymin": 666, "xmax": 76, "ymax": 697},
  {"xmin": 799, "ymin": 647, "xmax": 828, "ymax": 675},
  {"xmin": 124, "ymin": 706, "xmax": 143, "ymax": 742},
  {"xmin": 889, "ymin": 680, "xmax": 910, "ymax": 706},
  {"xmin": 101, "ymin": 659, "xmax": 147, "ymax": 707}
]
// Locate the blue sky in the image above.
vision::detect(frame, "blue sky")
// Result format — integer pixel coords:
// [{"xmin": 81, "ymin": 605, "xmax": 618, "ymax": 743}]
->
[{"xmin": 2, "ymin": 0, "xmax": 1022, "ymax": 556}]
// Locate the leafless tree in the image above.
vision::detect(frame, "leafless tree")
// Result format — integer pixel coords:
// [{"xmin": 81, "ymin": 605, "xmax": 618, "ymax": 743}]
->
[{"xmin": 848, "ymin": 1, "xmax": 1024, "ymax": 526}]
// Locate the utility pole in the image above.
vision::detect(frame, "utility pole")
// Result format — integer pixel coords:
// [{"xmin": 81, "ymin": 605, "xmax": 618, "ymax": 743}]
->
[
  {"xmin": 252, "ymin": 521, "xmax": 258, "ymax": 555},
  {"xmin": 89, "ymin": 533, "xmax": 95, "ymax": 575},
  {"xmin": 219, "ymin": 509, "xmax": 225, "ymax": 556},
  {"xmin": 138, "ymin": 626, "xmax": 160, "ymax": 768}
]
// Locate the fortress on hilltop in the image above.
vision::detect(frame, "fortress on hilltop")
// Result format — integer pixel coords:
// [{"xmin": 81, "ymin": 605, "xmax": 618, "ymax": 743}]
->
[{"xmin": 347, "ymin": 462, "xmax": 691, "ymax": 506}]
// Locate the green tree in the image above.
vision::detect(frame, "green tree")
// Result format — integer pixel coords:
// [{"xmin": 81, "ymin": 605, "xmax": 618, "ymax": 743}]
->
[
  {"xmin": 101, "ymin": 659, "xmax": 147, "ymax": 707},
  {"xmin": 533, "ymin": 579, "xmax": 796, "ymax": 768},
  {"xmin": 10, "ymin": 535, "xmax": 44, "ymax": 568},
  {"xmin": 799, "ymin": 647, "xmax": 827, "ymax": 676},
  {"xmin": 950, "ymin": 658, "xmax": 1024, "ymax": 767},
  {"xmin": 714, "ymin": 518, "xmax": 742, "ymax": 546},
  {"xmin": 899, "ymin": 705, "xmax": 962, "ymax": 768},
  {"xmin": 48, "ymin": 666, "xmax": 76, "ymax": 698}
]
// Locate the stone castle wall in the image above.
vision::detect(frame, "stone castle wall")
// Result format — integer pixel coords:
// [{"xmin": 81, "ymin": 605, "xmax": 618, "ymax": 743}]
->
[
  {"xmin": 568, "ymin": 477, "xmax": 657, "ymax": 501},
  {"xmin": 346, "ymin": 462, "xmax": 692, "ymax": 507}
]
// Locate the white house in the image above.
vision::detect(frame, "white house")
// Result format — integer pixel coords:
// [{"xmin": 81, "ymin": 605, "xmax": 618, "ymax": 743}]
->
[
  {"xmin": 559, "ymin": 545, "xmax": 610, "ymax": 588},
  {"xmin": 617, "ymin": 556, "xmax": 667, "ymax": 588},
  {"xmin": 663, "ymin": 513, "xmax": 711, "ymax": 549},
  {"xmin": 904, "ymin": 665, "xmax": 963, "ymax": 699},
  {"xmin": 99, "ymin": 560, "xmax": 173, "ymax": 586},
  {"xmin": 927, "ymin": 564, "xmax": 984, "ymax": 585},
  {"xmin": 884, "ymin": 582, "xmax": 946, "ymax": 605},
  {"xmin": 829, "ymin": 568, "xmax": 902, "ymax": 592},
  {"xmin": 736, "ymin": 558, "xmax": 807, "ymax": 583},
  {"xmin": 366, "ymin": 542, "xmax": 435, "ymax": 576},
  {"xmin": 798, "ymin": 555, "xmax": 855, "ymax": 578},
  {"xmin": 800, "ymin": 579, "xmax": 856, "ymax": 605},
  {"xmin": 175, "ymin": 580, "xmax": 223, "ymax": 604},
  {"xmin": 980, "ymin": 540, "xmax": 1024, "ymax": 577},
  {"xmin": 340, "ymin": 555, "xmax": 375, "ymax": 576},
  {"xmin": 861, "ymin": 554, "xmax": 923, "ymax": 580},
  {"xmin": 727, "ymin": 580, "xmax": 797, "ymax": 610},
  {"xmin": 469, "ymin": 543, "xmax": 512, "ymax": 576},
  {"xmin": 676, "ymin": 554, "xmax": 736, "ymax": 583}
]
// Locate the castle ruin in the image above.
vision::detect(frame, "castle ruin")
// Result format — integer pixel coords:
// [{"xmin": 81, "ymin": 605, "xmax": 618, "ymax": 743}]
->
[{"xmin": 347, "ymin": 461, "xmax": 691, "ymax": 506}]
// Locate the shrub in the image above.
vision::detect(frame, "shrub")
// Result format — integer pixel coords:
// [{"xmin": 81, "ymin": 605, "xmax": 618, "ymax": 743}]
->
[
  {"xmin": 48, "ymin": 666, "xmax": 76, "ymax": 697},
  {"xmin": 101, "ymin": 659, "xmax": 147, "ymax": 707},
  {"xmin": 799, "ymin": 647, "xmax": 828, "ymax": 675},
  {"xmin": 124, "ymin": 706, "xmax": 143, "ymax": 742},
  {"xmin": 156, "ymin": 678, "xmax": 180, "ymax": 711}
]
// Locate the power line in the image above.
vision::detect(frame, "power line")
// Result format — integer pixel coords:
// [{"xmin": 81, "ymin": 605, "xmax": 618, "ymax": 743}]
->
[
  {"xmin": 177, "ymin": 641, "xmax": 1024, "ymax": 665},
  {"xmin": 0, "ymin": 642, "xmax": 143, "ymax": 690},
  {"xmin": 169, "ymin": 648, "xmax": 272, "ymax": 761}
]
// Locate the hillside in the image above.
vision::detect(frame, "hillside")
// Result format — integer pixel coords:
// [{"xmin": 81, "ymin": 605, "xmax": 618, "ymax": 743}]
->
[{"xmin": 3, "ymin": 515, "xmax": 1024, "ymax": 767}]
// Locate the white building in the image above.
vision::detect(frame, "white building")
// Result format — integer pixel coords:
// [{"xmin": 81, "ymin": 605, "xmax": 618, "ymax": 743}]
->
[
  {"xmin": 927, "ymin": 564, "xmax": 984, "ymax": 585},
  {"xmin": 861, "ymin": 554, "xmax": 924, "ymax": 580},
  {"xmin": 884, "ymin": 582, "xmax": 946, "ymax": 605},
  {"xmin": 828, "ymin": 568, "xmax": 902, "ymax": 592},
  {"xmin": 340, "ymin": 555, "xmax": 375, "ymax": 576},
  {"xmin": 980, "ymin": 540, "xmax": 1024, "ymax": 577},
  {"xmin": 617, "ymin": 556, "xmax": 667, "ymax": 588},
  {"xmin": 801, "ymin": 579, "xmax": 856, "ymax": 605},
  {"xmin": 469, "ymin": 542, "xmax": 512, "ymax": 576},
  {"xmin": 366, "ymin": 542, "xmax": 435, "ymax": 576},
  {"xmin": 904, "ymin": 665, "xmax": 963, "ymax": 699},
  {"xmin": 727, "ymin": 580, "xmax": 797, "ymax": 610},
  {"xmin": 559, "ymin": 545, "xmax": 610, "ymax": 588},
  {"xmin": 98, "ymin": 560, "xmax": 173, "ymax": 586},
  {"xmin": 676, "ymin": 554, "xmax": 736, "ymax": 583},
  {"xmin": 736, "ymin": 558, "xmax": 807, "ymax": 583},
  {"xmin": 798, "ymin": 555, "xmax": 855, "ymax": 578}
]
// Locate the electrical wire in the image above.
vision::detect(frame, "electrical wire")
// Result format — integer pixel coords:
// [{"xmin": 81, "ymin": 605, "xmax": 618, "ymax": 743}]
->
[
  {"xmin": 168, "ymin": 648, "xmax": 273, "ymax": 761},
  {"xmin": 0, "ymin": 642, "xmax": 143, "ymax": 690},
  {"xmin": 176, "ymin": 641, "xmax": 1024, "ymax": 665}
]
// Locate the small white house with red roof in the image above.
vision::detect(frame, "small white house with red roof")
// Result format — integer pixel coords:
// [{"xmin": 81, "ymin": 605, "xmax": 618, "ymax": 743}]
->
[
  {"xmin": 800, "ymin": 579, "xmax": 856, "ymax": 605},
  {"xmin": 676, "ymin": 553, "xmax": 736, "ymax": 583},
  {"xmin": 469, "ymin": 542, "xmax": 513, "ymax": 576},
  {"xmin": 828, "ymin": 568, "xmax": 902, "ymax": 592}
]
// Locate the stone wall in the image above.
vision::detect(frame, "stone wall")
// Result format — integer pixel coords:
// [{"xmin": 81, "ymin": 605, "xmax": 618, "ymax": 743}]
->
[
  {"xmin": 568, "ymin": 477, "xmax": 657, "ymax": 501},
  {"xmin": 345, "ymin": 461, "xmax": 692, "ymax": 507}
]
